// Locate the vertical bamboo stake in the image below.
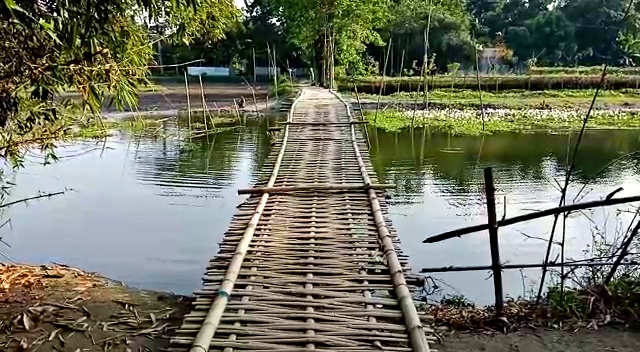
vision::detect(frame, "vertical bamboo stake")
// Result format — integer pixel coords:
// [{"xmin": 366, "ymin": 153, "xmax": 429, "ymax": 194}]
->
[
  {"xmin": 411, "ymin": 82, "xmax": 422, "ymax": 128},
  {"xmin": 199, "ymin": 75, "xmax": 209, "ymax": 135},
  {"xmin": 475, "ymin": 44, "xmax": 486, "ymax": 131},
  {"xmin": 157, "ymin": 40, "xmax": 164, "ymax": 75},
  {"xmin": 397, "ymin": 49, "xmax": 405, "ymax": 97},
  {"xmin": 272, "ymin": 45, "xmax": 278, "ymax": 98},
  {"xmin": 422, "ymin": 0, "xmax": 433, "ymax": 109},
  {"xmin": 233, "ymin": 98, "xmax": 242, "ymax": 124},
  {"xmin": 352, "ymin": 80, "xmax": 370, "ymax": 148},
  {"xmin": 374, "ymin": 40, "xmax": 392, "ymax": 123},
  {"xmin": 242, "ymin": 78, "xmax": 260, "ymax": 120},
  {"xmin": 330, "ymin": 30, "xmax": 336, "ymax": 90},
  {"xmin": 484, "ymin": 167, "xmax": 504, "ymax": 316},
  {"xmin": 184, "ymin": 70, "xmax": 192, "ymax": 138},
  {"xmin": 252, "ymin": 47, "xmax": 257, "ymax": 84},
  {"xmin": 605, "ymin": 220, "xmax": 640, "ymax": 284}
]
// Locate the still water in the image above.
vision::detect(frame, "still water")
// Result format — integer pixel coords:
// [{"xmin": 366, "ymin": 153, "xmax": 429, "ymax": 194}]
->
[{"xmin": 2, "ymin": 124, "xmax": 640, "ymax": 304}]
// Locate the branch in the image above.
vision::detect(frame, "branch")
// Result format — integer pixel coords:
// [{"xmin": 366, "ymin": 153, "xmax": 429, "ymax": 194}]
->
[
  {"xmin": 0, "ymin": 191, "xmax": 65, "ymax": 209},
  {"xmin": 424, "ymin": 194, "xmax": 640, "ymax": 243}
]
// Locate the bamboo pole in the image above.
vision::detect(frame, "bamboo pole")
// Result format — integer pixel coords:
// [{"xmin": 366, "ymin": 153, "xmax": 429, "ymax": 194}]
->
[
  {"xmin": 330, "ymin": 90, "xmax": 430, "ymax": 352},
  {"xmin": 484, "ymin": 167, "xmax": 504, "ymax": 315},
  {"xmin": 238, "ymin": 183, "xmax": 396, "ymax": 195},
  {"xmin": 184, "ymin": 70, "xmax": 193, "ymax": 138},
  {"xmin": 374, "ymin": 40, "xmax": 392, "ymax": 123},
  {"xmin": 232, "ymin": 98, "xmax": 242, "ymax": 124},
  {"xmin": 474, "ymin": 43, "xmax": 486, "ymax": 131},
  {"xmin": 421, "ymin": 261, "xmax": 640, "ymax": 273},
  {"xmin": 252, "ymin": 47, "xmax": 257, "ymax": 84},
  {"xmin": 424, "ymin": 194, "xmax": 640, "ymax": 243},
  {"xmin": 423, "ymin": 0, "xmax": 433, "ymax": 110},
  {"xmin": 188, "ymin": 89, "xmax": 306, "ymax": 352},
  {"xmin": 242, "ymin": 77, "xmax": 260, "ymax": 119},
  {"xmin": 199, "ymin": 75, "xmax": 211, "ymax": 134},
  {"xmin": 605, "ymin": 219, "xmax": 640, "ymax": 284}
]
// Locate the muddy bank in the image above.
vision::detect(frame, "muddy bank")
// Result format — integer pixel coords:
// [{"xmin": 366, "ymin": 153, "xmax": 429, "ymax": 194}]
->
[
  {"xmin": 0, "ymin": 264, "xmax": 189, "ymax": 352},
  {"xmin": 61, "ymin": 82, "xmax": 272, "ymax": 116},
  {"xmin": 3, "ymin": 264, "xmax": 640, "ymax": 351}
]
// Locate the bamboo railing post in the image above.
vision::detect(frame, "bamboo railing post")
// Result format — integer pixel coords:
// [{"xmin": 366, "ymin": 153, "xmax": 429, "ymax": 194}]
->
[{"xmin": 484, "ymin": 167, "xmax": 504, "ymax": 316}]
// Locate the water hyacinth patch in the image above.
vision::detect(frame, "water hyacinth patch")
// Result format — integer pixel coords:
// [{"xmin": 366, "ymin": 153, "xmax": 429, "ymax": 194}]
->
[{"xmin": 365, "ymin": 108, "xmax": 640, "ymax": 135}]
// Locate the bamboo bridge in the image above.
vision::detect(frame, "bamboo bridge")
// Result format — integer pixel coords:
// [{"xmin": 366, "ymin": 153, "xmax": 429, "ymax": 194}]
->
[{"xmin": 170, "ymin": 87, "xmax": 435, "ymax": 352}]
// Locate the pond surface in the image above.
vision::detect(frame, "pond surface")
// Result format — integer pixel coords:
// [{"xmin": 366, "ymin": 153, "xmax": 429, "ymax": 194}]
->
[
  {"xmin": 368, "ymin": 128, "xmax": 640, "ymax": 304},
  {"xmin": 2, "ymin": 124, "xmax": 640, "ymax": 304},
  {"xmin": 1, "ymin": 123, "xmax": 271, "ymax": 294}
]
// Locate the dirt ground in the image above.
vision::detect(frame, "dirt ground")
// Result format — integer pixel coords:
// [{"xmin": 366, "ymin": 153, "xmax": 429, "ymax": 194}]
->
[
  {"xmin": 4, "ymin": 264, "xmax": 640, "ymax": 351},
  {"xmin": 0, "ymin": 264, "xmax": 190, "ymax": 352},
  {"xmin": 437, "ymin": 328, "xmax": 640, "ymax": 352},
  {"xmin": 61, "ymin": 81, "xmax": 271, "ymax": 114}
]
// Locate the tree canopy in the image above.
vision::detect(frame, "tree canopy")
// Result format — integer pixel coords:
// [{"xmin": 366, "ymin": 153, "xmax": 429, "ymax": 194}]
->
[
  {"xmin": 0, "ymin": 0, "xmax": 238, "ymax": 162},
  {"xmin": 3, "ymin": 0, "xmax": 640, "ymax": 158}
]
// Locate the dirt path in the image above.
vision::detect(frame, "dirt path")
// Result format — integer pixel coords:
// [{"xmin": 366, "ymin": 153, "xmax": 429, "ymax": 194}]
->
[{"xmin": 438, "ymin": 328, "xmax": 640, "ymax": 352}]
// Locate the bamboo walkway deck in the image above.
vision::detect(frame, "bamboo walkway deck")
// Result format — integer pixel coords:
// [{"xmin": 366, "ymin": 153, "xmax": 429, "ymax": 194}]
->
[{"xmin": 170, "ymin": 88, "xmax": 434, "ymax": 352}]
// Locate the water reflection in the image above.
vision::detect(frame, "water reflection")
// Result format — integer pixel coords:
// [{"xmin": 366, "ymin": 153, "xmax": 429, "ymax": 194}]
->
[
  {"xmin": 368, "ymin": 128, "xmax": 640, "ymax": 304},
  {"xmin": 1, "ymin": 122, "xmax": 271, "ymax": 295},
  {"xmin": 3, "ymin": 123, "xmax": 640, "ymax": 305}
]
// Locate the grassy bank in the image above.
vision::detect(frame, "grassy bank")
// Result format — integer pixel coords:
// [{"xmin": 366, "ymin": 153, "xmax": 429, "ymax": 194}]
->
[
  {"xmin": 73, "ymin": 113, "xmax": 246, "ymax": 139},
  {"xmin": 529, "ymin": 66, "xmax": 640, "ymax": 76},
  {"xmin": 366, "ymin": 109, "xmax": 640, "ymax": 134},
  {"xmin": 352, "ymin": 89, "xmax": 640, "ymax": 109},
  {"xmin": 341, "ymin": 75, "xmax": 640, "ymax": 93}
]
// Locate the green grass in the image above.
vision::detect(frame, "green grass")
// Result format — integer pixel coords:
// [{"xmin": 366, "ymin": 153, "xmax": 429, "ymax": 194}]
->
[
  {"xmin": 366, "ymin": 109, "xmax": 640, "ymax": 135},
  {"xmin": 72, "ymin": 119, "xmax": 167, "ymax": 138},
  {"xmin": 529, "ymin": 66, "xmax": 640, "ymax": 76},
  {"xmin": 340, "ymin": 74, "xmax": 640, "ymax": 93},
  {"xmin": 352, "ymin": 88, "xmax": 640, "ymax": 109}
]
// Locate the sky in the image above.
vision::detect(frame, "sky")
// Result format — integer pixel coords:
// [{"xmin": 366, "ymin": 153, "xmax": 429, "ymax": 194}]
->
[{"xmin": 234, "ymin": 0, "xmax": 245, "ymax": 8}]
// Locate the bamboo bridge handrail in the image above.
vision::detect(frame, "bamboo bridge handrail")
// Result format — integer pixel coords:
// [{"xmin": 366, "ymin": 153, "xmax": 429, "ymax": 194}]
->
[
  {"xmin": 330, "ymin": 90, "xmax": 431, "ymax": 352},
  {"xmin": 188, "ymin": 90, "xmax": 305, "ymax": 352}
]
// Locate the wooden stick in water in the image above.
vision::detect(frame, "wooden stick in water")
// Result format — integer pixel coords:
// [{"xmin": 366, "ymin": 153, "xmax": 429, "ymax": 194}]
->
[
  {"xmin": 233, "ymin": 99, "xmax": 242, "ymax": 124},
  {"xmin": 184, "ymin": 70, "xmax": 192, "ymax": 138},
  {"xmin": 198, "ymin": 75, "xmax": 210, "ymax": 134}
]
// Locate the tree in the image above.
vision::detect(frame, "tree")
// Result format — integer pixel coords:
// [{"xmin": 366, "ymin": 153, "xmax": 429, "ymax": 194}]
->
[
  {"xmin": 0, "ymin": 0, "xmax": 238, "ymax": 163},
  {"xmin": 258, "ymin": 0, "xmax": 391, "ymax": 85},
  {"xmin": 380, "ymin": 0, "xmax": 475, "ymax": 72}
]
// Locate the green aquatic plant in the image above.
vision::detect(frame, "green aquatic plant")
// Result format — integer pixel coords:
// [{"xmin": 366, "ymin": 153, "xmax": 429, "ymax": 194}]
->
[{"xmin": 365, "ymin": 108, "xmax": 640, "ymax": 135}]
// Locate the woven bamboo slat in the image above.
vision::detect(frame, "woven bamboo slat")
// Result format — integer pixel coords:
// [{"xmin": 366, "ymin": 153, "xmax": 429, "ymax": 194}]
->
[{"xmin": 170, "ymin": 87, "xmax": 433, "ymax": 352}]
